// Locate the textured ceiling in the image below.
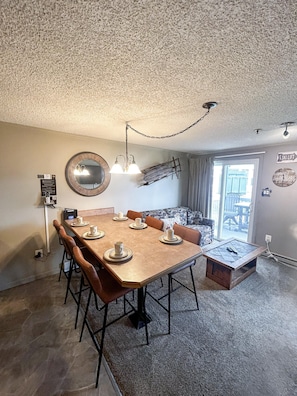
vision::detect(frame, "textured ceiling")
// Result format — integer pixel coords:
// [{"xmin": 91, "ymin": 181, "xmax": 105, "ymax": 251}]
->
[{"xmin": 1, "ymin": 0, "xmax": 297, "ymax": 154}]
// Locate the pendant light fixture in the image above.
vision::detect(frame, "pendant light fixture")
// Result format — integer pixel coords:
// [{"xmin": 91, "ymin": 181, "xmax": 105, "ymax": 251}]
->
[
  {"xmin": 110, "ymin": 124, "xmax": 141, "ymax": 174},
  {"xmin": 110, "ymin": 102, "xmax": 218, "ymax": 175}
]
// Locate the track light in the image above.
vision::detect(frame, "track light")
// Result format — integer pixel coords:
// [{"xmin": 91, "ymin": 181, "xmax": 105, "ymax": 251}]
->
[
  {"xmin": 281, "ymin": 122, "xmax": 294, "ymax": 140},
  {"xmin": 283, "ymin": 127, "xmax": 289, "ymax": 139}
]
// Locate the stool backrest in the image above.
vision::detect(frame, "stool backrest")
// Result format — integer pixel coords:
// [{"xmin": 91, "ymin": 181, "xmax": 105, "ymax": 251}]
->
[
  {"xmin": 53, "ymin": 219, "xmax": 61, "ymax": 233},
  {"xmin": 53, "ymin": 220, "xmax": 64, "ymax": 245},
  {"xmin": 145, "ymin": 216, "xmax": 163, "ymax": 230},
  {"xmin": 173, "ymin": 224, "xmax": 201, "ymax": 245},
  {"xmin": 59, "ymin": 226, "xmax": 76, "ymax": 257},
  {"xmin": 73, "ymin": 246, "xmax": 103, "ymax": 296},
  {"xmin": 127, "ymin": 210, "xmax": 142, "ymax": 220}
]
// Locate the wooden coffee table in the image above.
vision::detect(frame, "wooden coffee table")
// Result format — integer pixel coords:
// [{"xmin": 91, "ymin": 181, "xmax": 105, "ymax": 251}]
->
[{"xmin": 203, "ymin": 238, "xmax": 266, "ymax": 289}]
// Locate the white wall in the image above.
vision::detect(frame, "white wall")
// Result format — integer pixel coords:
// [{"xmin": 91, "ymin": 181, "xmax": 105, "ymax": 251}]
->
[{"xmin": 0, "ymin": 122, "xmax": 188, "ymax": 291}]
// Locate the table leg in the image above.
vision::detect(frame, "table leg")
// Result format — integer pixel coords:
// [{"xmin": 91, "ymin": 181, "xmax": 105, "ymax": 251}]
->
[{"xmin": 129, "ymin": 287, "xmax": 152, "ymax": 329}]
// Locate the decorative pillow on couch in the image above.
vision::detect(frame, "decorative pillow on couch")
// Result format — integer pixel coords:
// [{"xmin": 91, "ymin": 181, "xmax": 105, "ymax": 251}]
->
[
  {"xmin": 161, "ymin": 217, "xmax": 177, "ymax": 231},
  {"xmin": 142, "ymin": 209, "xmax": 167, "ymax": 220},
  {"xmin": 187, "ymin": 210, "xmax": 203, "ymax": 225},
  {"xmin": 165, "ymin": 207, "xmax": 188, "ymax": 226}
]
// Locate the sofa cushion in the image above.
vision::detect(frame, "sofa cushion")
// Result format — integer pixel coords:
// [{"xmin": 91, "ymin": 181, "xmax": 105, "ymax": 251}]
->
[
  {"xmin": 142, "ymin": 209, "xmax": 167, "ymax": 220},
  {"xmin": 186, "ymin": 224, "xmax": 213, "ymax": 246},
  {"xmin": 187, "ymin": 210, "xmax": 203, "ymax": 225},
  {"xmin": 165, "ymin": 206, "xmax": 188, "ymax": 226}
]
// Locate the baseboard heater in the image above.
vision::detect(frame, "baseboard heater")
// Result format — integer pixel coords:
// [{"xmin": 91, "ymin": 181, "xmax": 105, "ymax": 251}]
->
[{"xmin": 270, "ymin": 252, "xmax": 297, "ymax": 268}]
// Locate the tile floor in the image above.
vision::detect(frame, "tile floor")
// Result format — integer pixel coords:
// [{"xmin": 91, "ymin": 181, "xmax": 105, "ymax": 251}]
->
[{"xmin": 0, "ymin": 273, "xmax": 121, "ymax": 396}]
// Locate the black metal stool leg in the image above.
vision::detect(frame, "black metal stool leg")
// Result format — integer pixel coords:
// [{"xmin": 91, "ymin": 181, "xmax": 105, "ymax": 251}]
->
[
  {"xmin": 168, "ymin": 274, "xmax": 171, "ymax": 334},
  {"xmin": 75, "ymin": 275, "xmax": 84, "ymax": 329},
  {"xmin": 95, "ymin": 305, "xmax": 109, "ymax": 388},
  {"xmin": 189, "ymin": 267, "xmax": 199, "ymax": 310},
  {"xmin": 64, "ymin": 258, "xmax": 74, "ymax": 304}
]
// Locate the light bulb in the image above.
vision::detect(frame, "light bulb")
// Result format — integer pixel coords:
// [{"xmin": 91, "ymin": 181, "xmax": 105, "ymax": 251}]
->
[
  {"xmin": 127, "ymin": 163, "xmax": 142, "ymax": 174},
  {"xmin": 110, "ymin": 162, "xmax": 124, "ymax": 174}
]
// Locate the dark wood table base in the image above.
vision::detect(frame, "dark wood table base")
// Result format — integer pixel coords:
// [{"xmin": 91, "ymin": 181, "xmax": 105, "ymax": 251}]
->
[{"xmin": 206, "ymin": 257, "xmax": 257, "ymax": 289}]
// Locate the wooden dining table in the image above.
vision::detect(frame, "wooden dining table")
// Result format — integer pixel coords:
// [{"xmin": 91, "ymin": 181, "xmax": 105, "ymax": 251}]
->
[{"xmin": 64, "ymin": 213, "xmax": 202, "ymax": 329}]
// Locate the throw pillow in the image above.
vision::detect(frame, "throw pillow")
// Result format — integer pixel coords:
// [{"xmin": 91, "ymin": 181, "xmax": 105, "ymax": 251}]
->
[
  {"xmin": 173, "ymin": 213, "xmax": 182, "ymax": 225},
  {"xmin": 161, "ymin": 217, "xmax": 176, "ymax": 231},
  {"xmin": 188, "ymin": 210, "xmax": 203, "ymax": 225}
]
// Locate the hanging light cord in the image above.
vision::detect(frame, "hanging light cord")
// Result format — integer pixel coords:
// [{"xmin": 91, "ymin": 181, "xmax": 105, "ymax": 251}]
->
[{"xmin": 126, "ymin": 102, "xmax": 217, "ymax": 139}]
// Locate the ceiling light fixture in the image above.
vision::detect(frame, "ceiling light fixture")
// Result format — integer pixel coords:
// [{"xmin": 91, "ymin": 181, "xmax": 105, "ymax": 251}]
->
[
  {"xmin": 110, "ymin": 124, "xmax": 141, "ymax": 174},
  {"xmin": 281, "ymin": 122, "xmax": 294, "ymax": 140},
  {"xmin": 110, "ymin": 102, "xmax": 218, "ymax": 175},
  {"xmin": 110, "ymin": 102, "xmax": 217, "ymax": 175}
]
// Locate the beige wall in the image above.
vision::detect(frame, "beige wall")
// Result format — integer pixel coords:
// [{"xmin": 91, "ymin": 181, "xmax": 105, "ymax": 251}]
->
[
  {"xmin": 1, "ymin": 122, "xmax": 297, "ymax": 291},
  {"xmin": 0, "ymin": 122, "xmax": 188, "ymax": 291}
]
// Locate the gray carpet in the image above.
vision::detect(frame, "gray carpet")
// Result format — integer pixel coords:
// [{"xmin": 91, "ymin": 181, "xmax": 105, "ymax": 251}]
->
[{"xmin": 83, "ymin": 255, "xmax": 297, "ymax": 396}]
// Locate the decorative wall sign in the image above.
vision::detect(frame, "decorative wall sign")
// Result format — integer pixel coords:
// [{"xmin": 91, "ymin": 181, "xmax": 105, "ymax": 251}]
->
[
  {"xmin": 277, "ymin": 152, "xmax": 297, "ymax": 163},
  {"xmin": 272, "ymin": 168, "xmax": 296, "ymax": 187}
]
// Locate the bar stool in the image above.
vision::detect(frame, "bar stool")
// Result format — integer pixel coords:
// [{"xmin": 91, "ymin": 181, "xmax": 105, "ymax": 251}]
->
[
  {"xmin": 146, "ymin": 224, "xmax": 201, "ymax": 333},
  {"xmin": 145, "ymin": 216, "xmax": 163, "ymax": 230},
  {"xmin": 126, "ymin": 210, "xmax": 142, "ymax": 220},
  {"xmin": 59, "ymin": 226, "xmax": 102, "ymax": 328},
  {"xmin": 53, "ymin": 219, "xmax": 86, "ymax": 281},
  {"xmin": 53, "ymin": 220, "xmax": 66, "ymax": 281},
  {"xmin": 73, "ymin": 246, "xmax": 149, "ymax": 388},
  {"xmin": 145, "ymin": 216, "xmax": 164, "ymax": 287}
]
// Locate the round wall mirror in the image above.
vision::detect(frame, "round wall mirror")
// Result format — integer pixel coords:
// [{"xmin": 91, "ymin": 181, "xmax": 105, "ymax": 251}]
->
[{"xmin": 65, "ymin": 152, "xmax": 111, "ymax": 196}]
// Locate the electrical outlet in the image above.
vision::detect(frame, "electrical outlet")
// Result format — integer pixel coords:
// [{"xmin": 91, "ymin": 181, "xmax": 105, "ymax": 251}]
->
[
  {"xmin": 35, "ymin": 249, "xmax": 43, "ymax": 258},
  {"xmin": 265, "ymin": 234, "xmax": 272, "ymax": 243}
]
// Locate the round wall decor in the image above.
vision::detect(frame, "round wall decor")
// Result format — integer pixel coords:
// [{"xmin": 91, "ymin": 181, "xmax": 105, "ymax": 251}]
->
[
  {"xmin": 65, "ymin": 152, "xmax": 111, "ymax": 196},
  {"xmin": 272, "ymin": 168, "xmax": 296, "ymax": 187}
]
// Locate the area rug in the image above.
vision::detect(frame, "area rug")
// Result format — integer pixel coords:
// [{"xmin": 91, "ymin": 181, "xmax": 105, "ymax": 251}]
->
[{"xmin": 85, "ymin": 255, "xmax": 297, "ymax": 396}]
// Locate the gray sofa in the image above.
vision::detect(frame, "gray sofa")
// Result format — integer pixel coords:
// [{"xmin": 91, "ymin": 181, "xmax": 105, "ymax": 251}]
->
[{"xmin": 141, "ymin": 206, "xmax": 214, "ymax": 246}]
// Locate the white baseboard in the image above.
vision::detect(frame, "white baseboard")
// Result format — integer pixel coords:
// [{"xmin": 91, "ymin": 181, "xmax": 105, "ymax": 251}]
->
[{"xmin": 273, "ymin": 253, "xmax": 297, "ymax": 268}]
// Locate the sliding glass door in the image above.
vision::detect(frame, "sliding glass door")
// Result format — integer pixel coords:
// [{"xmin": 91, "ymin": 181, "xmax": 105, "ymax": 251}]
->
[{"xmin": 211, "ymin": 158, "xmax": 259, "ymax": 242}]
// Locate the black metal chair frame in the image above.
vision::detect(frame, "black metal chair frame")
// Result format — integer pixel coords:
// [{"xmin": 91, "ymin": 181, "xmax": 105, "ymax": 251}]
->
[
  {"xmin": 146, "ymin": 258, "xmax": 199, "ymax": 334},
  {"xmin": 58, "ymin": 228, "xmax": 101, "ymax": 332},
  {"xmin": 59, "ymin": 231, "xmax": 82, "ymax": 305},
  {"xmin": 78, "ymin": 269, "xmax": 149, "ymax": 388}
]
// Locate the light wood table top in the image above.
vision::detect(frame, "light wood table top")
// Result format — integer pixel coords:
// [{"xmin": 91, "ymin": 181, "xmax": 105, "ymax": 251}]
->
[{"xmin": 65, "ymin": 213, "xmax": 202, "ymax": 289}]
